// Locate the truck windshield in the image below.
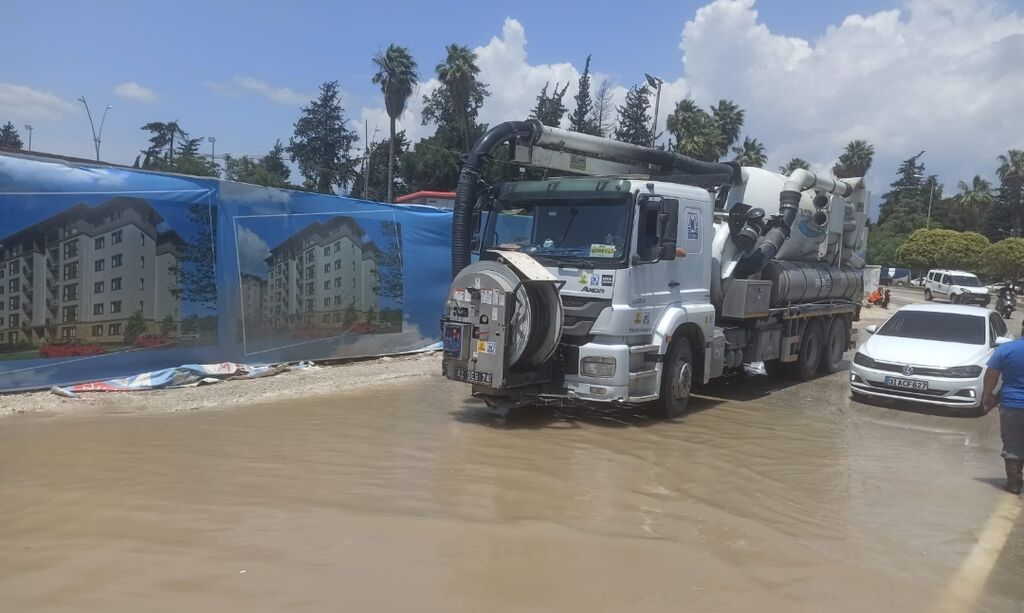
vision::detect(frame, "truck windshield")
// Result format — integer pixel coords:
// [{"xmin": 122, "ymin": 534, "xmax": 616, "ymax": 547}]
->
[
  {"xmin": 484, "ymin": 197, "xmax": 632, "ymax": 264},
  {"xmin": 952, "ymin": 275, "xmax": 982, "ymax": 287}
]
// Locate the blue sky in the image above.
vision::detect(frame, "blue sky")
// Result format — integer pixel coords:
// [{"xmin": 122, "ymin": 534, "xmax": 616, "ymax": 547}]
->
[{"xmin": 3, "ymin": 0, "xmax": 1024, "ymax": 209}]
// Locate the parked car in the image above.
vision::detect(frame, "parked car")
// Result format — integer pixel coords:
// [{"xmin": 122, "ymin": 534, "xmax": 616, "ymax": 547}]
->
[
  {"xmin": 923, "ymin": 269, "xmax": 990, "ymax": 306},
  {"xmin": 38, "ymin": 339, "xmax": 107, "ymax": 358},
  {"xmin": 134, "ymin": 334, "xmax": 173, "ymax": 348},
  {"xmin": 910, "ymin": 277, "xmax": 926, "ymax": 287},
  {"xmin": 850, "ymin": 304, "xmax": 1010, "ymax": 413}
]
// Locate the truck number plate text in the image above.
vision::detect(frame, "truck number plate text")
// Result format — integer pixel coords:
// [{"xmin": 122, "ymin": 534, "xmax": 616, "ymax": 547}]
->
[{"xmin": 454, "ymin": 367, "xmax": 492, "ymax": 385}]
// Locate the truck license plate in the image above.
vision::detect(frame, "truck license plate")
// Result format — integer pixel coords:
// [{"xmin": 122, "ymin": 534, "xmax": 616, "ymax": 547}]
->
[
  {"xmin": 884, "ymin": 376, "xmax": 928, "ymax": 390},
  {"xmin": 454, "ymin": 367, "xmax": 492, "ymax": 385}
]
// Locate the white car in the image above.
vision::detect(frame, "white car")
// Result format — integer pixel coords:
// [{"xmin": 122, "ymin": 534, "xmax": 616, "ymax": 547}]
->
[
  {"xmin": 923, "ymin": 269, "xmax": 990, "ymax": 306},
  {"xmin": 850, "ymin": 304, "xmax": 1011, "ymax": 412}
]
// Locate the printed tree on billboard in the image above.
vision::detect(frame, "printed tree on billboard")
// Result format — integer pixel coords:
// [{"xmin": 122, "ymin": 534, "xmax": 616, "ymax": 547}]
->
[
  {"xmin": 170, "ymin": 200, "xmax": 218, "ymax": 311},
  {"xmin": 376, "ymin": 220, "xmax": 403, "ymax": 302}
]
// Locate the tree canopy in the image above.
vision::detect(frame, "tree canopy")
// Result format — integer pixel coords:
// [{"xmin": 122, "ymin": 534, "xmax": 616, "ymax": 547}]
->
[
  {"xmin": 0, "ymin": 121, "xmax": 24, "ymax": 149},
  {"xmin": 568, "ymin": 55, "xmax": 598, "ymax": 135},
  {"xmin": 372, "ymin": 44, "xmax": 418, "ymax": 203},
  {"xmin": 531, "ymin": 81, "xmax": 570, "ymax": 127},
  {"xmin": 614, "ymin": 84, "xmax": 653, "ymax": 146},
  {"xmin": 831, "ymin": 140, "xmax": 875, "ymax": 178},
  {"xmin": 895, "ymin": 228, "xmax": 989, "ymax": 272},
  {"xmin": 287, "ymin": 80, "xmax": 358, "ymax": 193}
]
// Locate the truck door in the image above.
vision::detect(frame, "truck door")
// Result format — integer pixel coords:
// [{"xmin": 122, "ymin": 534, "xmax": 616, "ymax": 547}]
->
[{"xmin": 630, "ymin": 195, "xmax": 680, "ymax": 309}]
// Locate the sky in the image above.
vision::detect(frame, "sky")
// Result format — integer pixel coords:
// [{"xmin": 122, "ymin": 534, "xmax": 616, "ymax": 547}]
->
[{"xmin": 2, "ymin": 0, "xmax": 1023, "ymax": 213}]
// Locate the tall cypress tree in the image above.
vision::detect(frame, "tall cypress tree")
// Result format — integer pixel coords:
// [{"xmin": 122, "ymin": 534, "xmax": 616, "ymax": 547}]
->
[
  {"xmin": 287, "ymin": 80, "xmax": 359, "ymax": 193},
  {"xmin": 569, "ymin": 55, "xmax": 598, "ymax": 135}
]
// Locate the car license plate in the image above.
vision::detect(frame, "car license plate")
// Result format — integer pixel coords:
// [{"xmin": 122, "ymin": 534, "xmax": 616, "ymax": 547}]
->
[
  {"xmin": 453, "ymin": 367, "xmax": 492, "ymax": 385},
  {"xmin": 884, "ymin": 376, "xmax": 928, "ymax": 390}
]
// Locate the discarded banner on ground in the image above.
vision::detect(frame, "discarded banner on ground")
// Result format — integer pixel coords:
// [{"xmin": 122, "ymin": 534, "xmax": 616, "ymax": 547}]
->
[
  {"xmin": 0, "ymin": 153, "xmax": 452, "ymax": 392},
  {"xmin": 60, "ymin": 361, "xmax": 291, "ymax": 393}
]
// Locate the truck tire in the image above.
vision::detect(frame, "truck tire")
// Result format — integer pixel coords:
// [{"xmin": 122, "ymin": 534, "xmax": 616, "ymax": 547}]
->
[
  {"xmin": 820, "ymin": 318, "xmax": 848, "ymax": 375},
  {"xmin": 764, "ymin": 359, "xmax": 791, "ymax": 379},
  {"xmin": 795, "ymin": 321, "xmax": 824, "ymax": 382},
  {"xmin": 650, "ymin": 339, "xmax": 694, "ymax": 420},
  {"xmin": 924, "ymin": 288, "xmax": 933, "ymax": 301}
]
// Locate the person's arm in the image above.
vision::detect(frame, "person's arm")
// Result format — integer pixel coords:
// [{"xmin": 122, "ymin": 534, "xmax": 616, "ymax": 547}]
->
[{"xmin": 983, "ymin": 367, "xmax": 1001, "ymax": 410}]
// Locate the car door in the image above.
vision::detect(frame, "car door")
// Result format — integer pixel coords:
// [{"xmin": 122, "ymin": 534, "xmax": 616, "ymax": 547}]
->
[
  {"xmin": 991, "ymin": 312, "xmax": 1009, "ymax": 343},
  {"xmin": 939, "ymin": 274, "xmax": 952, "ymax": 298}
]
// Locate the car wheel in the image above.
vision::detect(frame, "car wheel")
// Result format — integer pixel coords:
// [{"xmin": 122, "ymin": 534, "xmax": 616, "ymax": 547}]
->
[
  {"xmin": 795, "ymin": 321, "xmax": 825, "ymax": 382},
  {"xmin": 924, "ymin": 288, "xmax": 933, "ymax": 301},
  {"xmin": 649, "ymin": 338, "xmax": 694, "ymax": 420},
  {"xmin": 951, "ymin": 293, "xmax": 961, "ymax": 304},
  {"xmin": 820, "ymin": 318, "xmax": 848, "ymax": 374}
]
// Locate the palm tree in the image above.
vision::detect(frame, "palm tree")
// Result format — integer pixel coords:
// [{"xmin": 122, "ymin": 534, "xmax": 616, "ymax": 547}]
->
[
  {"xmin": 372, "ymin": 44, "xmax": 419, "ymax": 203},
  {"xmin": 831, "ymin": 139, "xmax": 875, "ymax": 178},
  {"xmin": 997, "ymin": 149, "xmax": 1024, "ymax": 182},
  {"xmin": 956, "ymin": 175, "xmax": 994, "ymax": 232},
  {"xmin": 732, "ymin": 136, "xmax": 767, "ymax": 168},
  {"xmin": 710, "ymin": 99, "xmax": 744, "ymax": 159},
  {"xmin": 436, "ymin": 44, "xmax": 481, "ymax": 152},
  {"xmin": 779, "ymin": 157, "xmax": 810, "ymax": 175},
  {"xmin": 666, "ymin": 98, "xmax": 720, "ymax": 162}
]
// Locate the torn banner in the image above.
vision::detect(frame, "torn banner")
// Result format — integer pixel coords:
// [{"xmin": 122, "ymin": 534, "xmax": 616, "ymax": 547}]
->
[{"xmin": 61, "ymin": 362, "xmax": 288, "ymax": 393}]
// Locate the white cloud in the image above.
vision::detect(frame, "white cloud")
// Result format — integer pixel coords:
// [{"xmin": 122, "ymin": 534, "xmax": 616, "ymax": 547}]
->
[
  {"xmin": 0, "ymin": 84, "xmax": 77, "ymax": 120},
  {"xmin": 0, "ymin": 156, "xmax": 126, "ymax": 189},
  {"xmin": 113, "ymin": 82, "xmax": 158, "ymax": 103},
  {"xmin": 235, "ymin": 224, "xmax": 272, "ymax": 276},
  {"xmin": 232, "ymin": 77, "xmax": 311, "ymax": 106}
]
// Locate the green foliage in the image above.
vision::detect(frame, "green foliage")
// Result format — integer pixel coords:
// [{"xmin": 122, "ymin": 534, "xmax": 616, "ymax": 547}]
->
[
  {"xmin": 710, "ymin": 99, "xmax": 744, "ymax": 158},
  {"xmin": 123, "ymin": 310, "xmax": 147, "ymax": 343},
  {"xmin": 569, "ymin": 55, "xmax": 599, "ymax": 135},
  {"xmin": 866, "ymin": 222, "xmax": 906, "ymax": 267},
  {"xmin": 169, "ymin": 201, "xmax": 218, "ymax": 310},
  {"xmin": 666, "ymin": 99, "xmax": 719, "ymax": 161},
  {"xmin": 350, "ymin": 133, "xmax": 410, "ymax": 201},
  {"xmin": 159, "ymin": 314, "xmax": 176, "ymax": 336},
  {"xmin": 287, "ymin": 80, "xmax": 358, "ymax": 193},
  {"xmin": 731, "ymin": 136, "xmax": 767, "ymax": 168},
  {"xmin": 895, "ymin": 229, "xmax": 989, "ymax": 272},
  {"xmin": 0, "ymin": 121, "xmax": 24, "ymax": 149},
  {"xmin": 779, "ymin": 158, "xmax": 810, "ymax": 174},
  {"xmin": 372, "ymin": 44, "xmax": 419, "ymax": 203},
  {"xmin": 433, "ymin": 44, "xmax": 487, "ymax": 152},
  {"xmin": 375, "ymin": 221, "xmax": 404, "ymax": 304},
  {"xmin": 983, "ymin": 238, "xmax": 1024, "ymax": 281},
  {"xmin": 614, "ymin": 84, "xmax": 653, "ymax": 146},
  {"xmin": 831, "ymin": 140, "xmax": 875, "ymax": 178},
  {"xmin": 223, "ymin": 141, "xmax": 294, "ymax": 188},
  {"xmin": 138, "ymin": 121, "xmax": 219, "ymax": 177},
  {"xmin": 988, "ymin": 150, "xmax": 1024, "ymax": 239},
  {"xmin": 531, "ymin": 81, "xmax": 570, "ymax": 127}
]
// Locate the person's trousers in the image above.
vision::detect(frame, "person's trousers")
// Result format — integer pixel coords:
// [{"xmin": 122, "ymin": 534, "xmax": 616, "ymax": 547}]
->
[{"xmin": 1000, "ymin": 408, "xmax": 1024, "ymax": 461}]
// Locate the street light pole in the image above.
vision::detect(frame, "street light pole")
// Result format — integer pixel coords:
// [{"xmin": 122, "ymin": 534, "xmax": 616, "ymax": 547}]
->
[
  {"xmin": 645, "ymin": 74, "xmax": 664, "ymax": 148},
  {"xmin": 208, "ymin": 136, "xmax": 216, "ymax": 164},
  {"xmin": 77, "ymin": 96, "xmax": 112, "ymax": 161},
  {"xmin": 24, "ymin": 125, "xmax": 33, "ymax": 151},
  {"xmin": 925, "ymin": 178, "xmax": 935, "ymax": 229}
]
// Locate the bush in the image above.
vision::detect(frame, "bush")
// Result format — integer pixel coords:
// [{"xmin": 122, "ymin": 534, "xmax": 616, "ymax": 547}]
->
[{"xmin": 895, "ymin": 229, "xmax": 989, "ymax": 272}]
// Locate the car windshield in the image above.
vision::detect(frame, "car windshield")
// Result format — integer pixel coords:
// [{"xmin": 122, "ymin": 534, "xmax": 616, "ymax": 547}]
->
[
  {"xmin": 485, "ymin": 197, "xmax": 631, "ymax": 262},
  {"xmin": 877, "ymin": 311, "xmax": 987, "ymax": 345},
  {"xmin": 952, "ymin": 275, "xmax": 982, "ymax": 287}
]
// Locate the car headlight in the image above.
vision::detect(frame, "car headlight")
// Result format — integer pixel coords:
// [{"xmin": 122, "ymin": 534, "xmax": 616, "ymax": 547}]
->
[
  {"xmin": 581, "ymin": 356, "xmax": 616, "ymax": 378},
  {"xmin": 946, "ymin": 365, "xmax": 983, "ymax": 378},
  {"xmin": 853, "ymin": 352, "xmax": 877, "ymax": 368}
]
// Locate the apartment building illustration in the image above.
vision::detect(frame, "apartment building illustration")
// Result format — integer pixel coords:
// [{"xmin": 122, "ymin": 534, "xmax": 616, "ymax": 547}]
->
[
  {"xmin": 0, "ymin": 197, "xmax": 184, "ymax": 346},
  {"xmin": 255, "ymin": 216, "xmax": 382, "ymax": 330}
]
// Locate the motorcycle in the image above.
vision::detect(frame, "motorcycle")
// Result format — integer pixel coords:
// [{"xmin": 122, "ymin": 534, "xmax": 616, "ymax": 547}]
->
[{"xmin": 997, "ymin": 289, "xmax": 1016, "ymax": 319}]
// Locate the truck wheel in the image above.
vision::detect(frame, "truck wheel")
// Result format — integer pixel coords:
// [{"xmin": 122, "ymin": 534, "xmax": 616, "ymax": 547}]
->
[
  {"xmin": 795, "ymin": 322, "xmax": 824, "ymax": 382},
  {"xmin": 820, "ymin": 318, "xmax": 848, "ymax": 374},
  {"xmin": 764, "ymin": 359, "xmax": 792, "ymax": 379},
  {"xmin": 650, "ymin": 339, "xmax": 693, "ymax": 419},
  {"xmin": 924, "ymin": 289, "xmax": 933, "ymax": 301}
]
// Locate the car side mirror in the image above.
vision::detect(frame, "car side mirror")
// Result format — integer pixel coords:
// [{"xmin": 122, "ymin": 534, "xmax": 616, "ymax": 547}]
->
[
  {"xmin": 865, "ymin": 324, "xmax": 878, "ymax": 334},
  {"xmin": 995, "ymin": 335, "xmax": 1013, "ymax": 346}
]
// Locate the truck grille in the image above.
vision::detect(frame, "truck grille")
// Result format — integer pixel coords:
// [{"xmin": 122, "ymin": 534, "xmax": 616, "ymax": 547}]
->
[{"xmin": 561, "ymin": 296, "xmax": 611, "ymax": 343}]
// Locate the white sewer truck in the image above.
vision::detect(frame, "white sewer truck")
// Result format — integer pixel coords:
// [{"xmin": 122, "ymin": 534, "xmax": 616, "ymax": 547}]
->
[{"xmin": 440, "ymin": 120, "xmax": 869, "ymax": 418}]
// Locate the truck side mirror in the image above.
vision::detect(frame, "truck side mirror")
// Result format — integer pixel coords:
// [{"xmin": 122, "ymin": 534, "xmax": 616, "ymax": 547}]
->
[{"xmin": 659, "ymin": 199, "xmax": 679, "ymax": 261}]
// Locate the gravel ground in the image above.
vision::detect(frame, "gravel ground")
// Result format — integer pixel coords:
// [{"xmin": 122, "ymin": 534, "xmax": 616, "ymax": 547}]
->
[{"xmin": 0, "ymin": 351, "xmax": 443, "ymax": 420}]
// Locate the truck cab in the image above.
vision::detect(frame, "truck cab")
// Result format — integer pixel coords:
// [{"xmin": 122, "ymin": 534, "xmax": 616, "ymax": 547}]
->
[{"xmin": 470, "ymin": 177, "xmax": 717, "ymax": 407}]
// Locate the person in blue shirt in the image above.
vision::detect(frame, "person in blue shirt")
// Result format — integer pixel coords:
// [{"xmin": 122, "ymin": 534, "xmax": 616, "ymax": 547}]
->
[{"xmin": 983, "ymin": 333, "xmax": 1024, "ymax": 495}]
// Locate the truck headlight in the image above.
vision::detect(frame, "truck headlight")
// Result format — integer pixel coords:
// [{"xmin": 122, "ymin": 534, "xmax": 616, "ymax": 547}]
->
[{"xmin": 581, "ymin": 356, "xmax": 616, "ymax": 378}]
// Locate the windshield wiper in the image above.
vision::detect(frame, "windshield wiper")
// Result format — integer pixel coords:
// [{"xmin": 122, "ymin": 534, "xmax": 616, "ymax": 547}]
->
[{"xmin": 533, "ymin": 253, "xmax": 595, "ymax": 269}]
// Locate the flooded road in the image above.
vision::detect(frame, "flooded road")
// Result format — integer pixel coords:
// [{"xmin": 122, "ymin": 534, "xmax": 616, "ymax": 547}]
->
[{"xmin": 2, "ymin": 370, "xmax": 1022, "ymax": 612}]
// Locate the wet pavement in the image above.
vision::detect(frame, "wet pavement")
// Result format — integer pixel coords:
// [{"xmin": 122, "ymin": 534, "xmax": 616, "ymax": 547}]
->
[{"xmin": 2, "ymin": 358, "xmax": 1022, "ymax": 613}]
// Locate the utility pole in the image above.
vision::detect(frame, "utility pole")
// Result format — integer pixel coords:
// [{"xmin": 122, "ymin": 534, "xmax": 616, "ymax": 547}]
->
[
  {"xmin": 77, "ymin": 96, "xmax": 112, "ymax": 161},
  {"xmin": 208, "ymin": 136, "xmax": 216, "ymax": 164},
  {"xmin": 363, "ymin": 120, "xmax": 370, "ymax": 198},
  {"xmin": 645, "ymin": 74, "xmax": 664, "ymax": 148},
  {"xmin": 23, "ymin": 125, "xmax": 32, "ymax": 151},
  {"xmin": 925, "ymin": 177, "xmax": 935, "ymax": 229}
]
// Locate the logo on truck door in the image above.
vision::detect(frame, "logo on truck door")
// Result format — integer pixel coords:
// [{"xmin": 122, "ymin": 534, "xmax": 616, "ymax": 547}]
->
[{"xmin": 687, "ymin": 210, "xmax": 700, "ymax": 240}]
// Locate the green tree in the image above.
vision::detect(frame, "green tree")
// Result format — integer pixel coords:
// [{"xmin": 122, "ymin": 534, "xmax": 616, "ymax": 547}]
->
[
  {"xmin": 569, "ymin": 55, "xmax": 598, "ymax": 135},
  {"xmin": 994, "ymin": 149, "xmax": 1024, "ymax": 236},
  {"xmin": 895, "ymin": 229, "xmax": 989, "ymax": 272},
  {"xmin": 139, "ymin": 121, "xmax": 186, "ymax": 169},
  {"xmin": 589, "ymin": 79, "xmax": 616, "ymax": 138},
  {"xmin": 124, "ymin": 310, "xmax": 147, "ymax": 343},
  {"xmin": 170, "ymin": 201, "xmax": 218, "ymax": 311},
  {"xmin": 372, "ymin": 44, "xmax": 419, "ymax": 203},
  {"xmin": 954, "ymin": 175, "xmax": 994, "ymax": 233},
  {"xmin": 779, "ymin": 157, "xmax": 810, "ymax": 174},
  {"xmin": 731, "ymin": 136, "xmax": 767, "ymax": 168},
  {"xmin": 710, "ymin": 99, "xmax": 744, "ymax": 159},
  {"xmin": 666, "ymin": 98, "xmax": 719, "ymax": 161},
  {"xmin": 984, "ymin": 238, "xmax": 1024, "ymax": 281},
  {"xmin": 866, "ymin": 221, "xmax": 906, "ymax": 266},
  {"xmin": 831, "ymin": 140, "xmax": 875, "ymax": 178},
  {"xmin": 434, "ymin": 44, "xmax": 486, "ymax": 152},
  {"xmin": 159, "ymin": 313, "xmax": 176, "ymax": 336},
  {"xmin": 0, "ymin": 121, "xmax": 23, "ymax": 149},
  {"xmin": 350, "ymin": 133, "xmax": 410, "ymax": 201},
  {"xmin": 614, "ymin": 84, "xmax": 653, "ymax": 146},
  {"xmin": 531, "ymin": 81, "xmax": 570, "ymax": 127},
  {"xmin": 375, "ymin": 220, "xmax": 404, "ymax": 303},
  {"xmin": 288, "ymin": 80, "xmax": 358, "ymax": 193},
  {"xmin": 223, "ymin": 141, "xmax": 294, "ymax": 188}
]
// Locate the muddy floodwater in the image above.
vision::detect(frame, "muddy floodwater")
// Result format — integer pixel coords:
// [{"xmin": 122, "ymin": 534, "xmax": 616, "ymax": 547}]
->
[{"xmin": 2, "ymin": 372, "xmax": 1022, "ymax": 612}]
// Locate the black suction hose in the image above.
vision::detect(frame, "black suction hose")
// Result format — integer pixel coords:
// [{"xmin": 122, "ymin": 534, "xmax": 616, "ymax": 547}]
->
[{"xmin": 733, "ymin": 189, "xmax": 801, "ymax": 278}]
